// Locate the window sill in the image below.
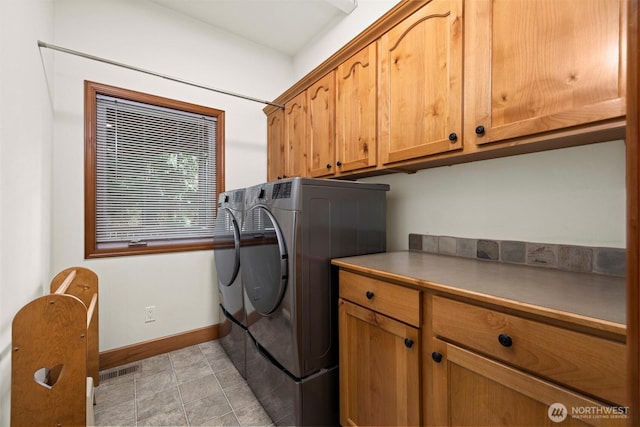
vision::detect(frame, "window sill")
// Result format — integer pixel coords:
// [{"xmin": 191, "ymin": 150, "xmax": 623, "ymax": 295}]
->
[{"xmin": 85, "ymin": 240, "xmax": 214, "ymax": 258}]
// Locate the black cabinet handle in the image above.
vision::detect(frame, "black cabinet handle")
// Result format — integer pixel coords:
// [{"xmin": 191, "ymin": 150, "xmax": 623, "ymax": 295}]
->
[
  {"xmin": 448, "ymin": 132, "xmax": 458, "ymax": 142},
  {"xmin": 475, "ymin": 125, "xmax": 485, "ymax": 135},
  {"xmin": 404, "ymin": 338, "xmax": 414, "ymax": 348},
  {"xmin": 431, "ymin": 352, "xmax": 443, "ymax": 363},
  {"xmin": 498, "ymin": 334, "xmax": 513, "ymax": 347},
  {"xmin": 365, "ymin": 291, "xmax": 374, "ymax": 300},
  {"xmin": 326, "ymin": 163, "xmax": 332, "ymax": 169},
  {"xmin": 336, "ymin": 160, "xmax": 343, "ymax": 167}
]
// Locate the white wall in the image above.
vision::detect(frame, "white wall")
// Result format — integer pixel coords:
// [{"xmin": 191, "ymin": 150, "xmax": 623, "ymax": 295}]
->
[
  {"xmin": 50, "ymin": 0, "xmax": 294, "ymax": 352},
  {"xmin": 362, "ymin": 141, "xmax": 627, "ymax": 250},
  {"xmin": 294, "ymin": 0, "xmax": 400, "ymax": 78},
  {"xmin": 0, "ymin": 0, "xmax": 54, "ymax": 424}
]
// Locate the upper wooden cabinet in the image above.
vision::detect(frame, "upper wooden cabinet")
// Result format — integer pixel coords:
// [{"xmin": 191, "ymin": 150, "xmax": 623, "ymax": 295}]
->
[
  {"xmin": 284, "ymin": 91, "xmax": 308, "ymax": 178},
  {"xmin": 336, "ymin": 44, "xmax": 378, "ymax": 174},
  {"xmin": 266, "ymin": 108, "xmax": 285, "ymax": 181},
  {"xmin": 465, "ymin": 0, "xmax": 626, "ymax": 146},
  {"xmin": 308, "ymin": 72, "xmax": 336, "ymax": 178},
  {"xmin": 264, "ymin": 0, "xmax": 626, "ymax": 180},
  {"xmin": 309, "ymin": 47, "xmax": 380, "ymax": 179},
  {"xmin": 378, "ymin": 0, "xmax": 463, "ymax": 165}
]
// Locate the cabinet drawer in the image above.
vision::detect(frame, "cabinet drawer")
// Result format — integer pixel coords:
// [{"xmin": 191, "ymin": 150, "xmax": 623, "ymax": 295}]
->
[
  {"xmin": 431, "ymin": 295, "xmax": 627, "ymax": 405},
  {"xmin": 339, "ymin": 270, "xmax": 421, "ymax": 327}
]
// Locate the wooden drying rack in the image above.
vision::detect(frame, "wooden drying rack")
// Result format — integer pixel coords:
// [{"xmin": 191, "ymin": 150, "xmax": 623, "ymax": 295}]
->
[{"xmin": 11, "ymin": 267, "xmax": 99, "ymax": 427}]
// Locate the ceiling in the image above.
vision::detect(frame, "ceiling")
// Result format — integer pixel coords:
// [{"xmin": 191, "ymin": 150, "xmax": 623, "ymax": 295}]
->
[{"xmin": 149, "ymin": 0, "xmax": 358, "ymax": 56}]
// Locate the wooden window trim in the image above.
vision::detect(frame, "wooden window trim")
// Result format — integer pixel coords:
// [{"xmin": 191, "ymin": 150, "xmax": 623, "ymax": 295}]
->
[{"xmin": 84, "ymin": 81, "xmax": 225, "ymax": 258}]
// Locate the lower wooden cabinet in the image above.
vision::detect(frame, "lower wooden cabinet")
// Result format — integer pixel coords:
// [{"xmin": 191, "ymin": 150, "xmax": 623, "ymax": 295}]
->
[
  {"xmin": 430, "ymin": 339, "xmax": 627, "ymax": 427},
  {"xmin": 338, "ymin": 298, "xmax": 420, "ymax": 426},
  {"xmin": 336, "ymin": 267, "xmax": 626, "ymax": 427},
  {"xmin": 430, "ymin": 295, "xmax": 627, "ymax": 405}
]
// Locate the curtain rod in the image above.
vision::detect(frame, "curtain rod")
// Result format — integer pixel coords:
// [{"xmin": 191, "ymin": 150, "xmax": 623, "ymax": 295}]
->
[{"xmin": 37, "ymin": 40, "xmax": 284, "ymax": 109}]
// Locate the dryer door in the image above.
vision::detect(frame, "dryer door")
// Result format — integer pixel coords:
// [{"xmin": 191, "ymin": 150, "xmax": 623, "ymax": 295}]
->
[
  {"xmin": 240, "ymin": 205, "xmax": 288, "ymax": 315},
  {"xmin": 213, "ymin": 207, "xmax": 241, "ymax": 287}
]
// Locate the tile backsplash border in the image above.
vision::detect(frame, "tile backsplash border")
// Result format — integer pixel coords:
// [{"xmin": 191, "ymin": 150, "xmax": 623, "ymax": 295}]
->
[{"xmin": 408, "ymin": 233, "xmax": 626, "ymax": 277}]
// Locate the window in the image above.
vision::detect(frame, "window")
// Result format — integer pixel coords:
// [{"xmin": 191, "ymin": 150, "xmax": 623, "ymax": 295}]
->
[{"xmin": 84, "ymin": 81, "xmax": 224, "ymax": 258}]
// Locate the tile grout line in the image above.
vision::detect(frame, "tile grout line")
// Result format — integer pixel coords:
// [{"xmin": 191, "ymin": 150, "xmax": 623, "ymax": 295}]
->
[
  {"xmin": 168, "ymin": 350, "xmax": 192, "ymax": 427},
  {"xmin": 133, "ymin": 374, "xmax": 139, "ymax": 427},
  {"xmin": 198, "ymin": 342, "xmax": 242, "ymax": 426}
]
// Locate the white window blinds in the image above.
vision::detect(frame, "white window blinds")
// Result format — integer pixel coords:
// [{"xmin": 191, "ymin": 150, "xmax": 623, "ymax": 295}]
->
[{"xmin": 95, "ymin": 94, "xmax": 217, "ymax": 246}]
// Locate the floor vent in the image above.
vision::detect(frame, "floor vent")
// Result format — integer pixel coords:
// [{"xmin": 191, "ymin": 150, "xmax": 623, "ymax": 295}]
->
[{"xmin": 99, "ymin": 364, "xmax": 140, "ymax": 382}]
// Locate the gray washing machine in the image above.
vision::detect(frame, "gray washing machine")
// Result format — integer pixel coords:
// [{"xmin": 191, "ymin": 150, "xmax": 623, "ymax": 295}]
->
[
  {"xmin": 214, "ymin": 188, "xmax": 246, "ymax": 378},
  {"xmin": 239, "ymin": 178, "xmax": 389, "ymax": 426}
]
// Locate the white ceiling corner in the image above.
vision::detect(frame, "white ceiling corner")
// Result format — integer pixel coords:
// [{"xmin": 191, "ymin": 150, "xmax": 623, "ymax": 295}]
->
[
  {"xmin": 324, "ymin": 0, "xmax": 358, "ymax": 14},
  {"xmin": 149, "ymin": 0, "xmax": 359, "ymax": 56}
]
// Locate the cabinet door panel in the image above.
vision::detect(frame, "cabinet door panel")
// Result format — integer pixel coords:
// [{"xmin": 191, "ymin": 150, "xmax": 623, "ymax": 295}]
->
[
  {"xmin": 431, "ymin": 339, "xmax": 625, "ymax": 427},
  {"xmin": 267, "ymin": 109, "xmax": 285, "ymax": 181},
  {"xmin": 336, "ymin": 44, "xmax": 377, "ymax": 173},
  {"xmin": 378, "ymin": 0, "xmax": 463, "ymax": 164},
  {"xmin": 308, "ymin": 72, "xmax": 336, "ymax": 177},
  {"xmin": 431, "ymin": 296, "xmax": 627, "ymax": 405},
  {"xmin": 284, "ymin": 92, "xmax": 308, "ymax": 178},
  {"xmin": 469, "ymin": 0, "xmax": 626, "ymax": 145},
  {"xmin": 339, "ymin": 299, "xmax": 420, "ymax": 427}
]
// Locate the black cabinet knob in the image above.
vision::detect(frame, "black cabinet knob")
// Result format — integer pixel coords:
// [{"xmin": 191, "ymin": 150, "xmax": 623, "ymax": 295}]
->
[
  {"xmin": 498, "ymin": 334, "xmax": 513, "ymax": 347},
  {"xmin": 475, "ymin": 125, "xmax": 485, "ymax": 135},
  {"xmin": 365, "ymin": 291, "xmax": 374, "ymax": 300},
  {"xmin": 448, "ymin": 132, "xmax": 458, "ymax": 142},
  {"xmin": 404, "ymin": 338, "xmax": 414, "ymax": 348},
  {"xmin": 336, "ymin": 160, "xmax": 343, "ymax": 167},
  {"xmin": 431, "ymin": 352, "xmax": 443, "ymax": 363},
  {"xmin": 326, "ymin": 163, "xmax": 332, "ymax": 169}
]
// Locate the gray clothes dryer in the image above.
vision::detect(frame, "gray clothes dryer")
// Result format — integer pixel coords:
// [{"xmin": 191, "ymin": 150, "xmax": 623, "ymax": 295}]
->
[
  {"xmin": 214, "ymin": 188, "xmax": 246, "ymax": 379},
  {"xmin": 239, "ymin": 178, "xmax": 389, "ymax": 426}
]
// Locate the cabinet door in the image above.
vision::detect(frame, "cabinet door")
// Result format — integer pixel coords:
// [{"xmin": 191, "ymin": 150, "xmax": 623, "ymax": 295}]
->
[
  {"xmin": 430, "ymin": 339, "xmax": 626, "ymax": 427},
  {"xmin": 466, "ymin": 0, "xmax": 626, "ymax": 146},
  {"xmin": 308, "ymin": 72, "xmax": 336, "ymax": 178},
  {"xmin": 336, "ymin": 44, "xmax": 377, "ymax": 173},
  {"xmin": 284, "ymin": 92, "xmax": 308, "ymax": 178},
  {"xmin": 339, "ymin": 299, "xmax": 420, "ymax": 427},
  {"xmin": 266, "ymin": 108, "xmax": 285, "ymax": 181},
  {"xmin": 378, "ymin": 0, "xmax": 463, "ymax": 165}
]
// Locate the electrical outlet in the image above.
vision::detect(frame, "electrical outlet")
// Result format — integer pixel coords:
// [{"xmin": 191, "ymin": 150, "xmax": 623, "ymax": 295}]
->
[{"xmin": 145, "ymin": 306, "xmax": 156, "ymax": 323}]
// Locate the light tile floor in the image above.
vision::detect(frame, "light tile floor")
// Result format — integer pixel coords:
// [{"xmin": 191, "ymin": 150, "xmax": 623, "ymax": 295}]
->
[{"xmin": 94, "ymin": 340, "xmax": 273, "ymax": 426}]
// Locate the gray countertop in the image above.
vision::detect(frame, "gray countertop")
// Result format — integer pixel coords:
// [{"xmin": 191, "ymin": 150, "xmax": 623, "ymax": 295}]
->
[{"xmin": 332, "ymin": 251, "xmax": 626, "ymax": 333}]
